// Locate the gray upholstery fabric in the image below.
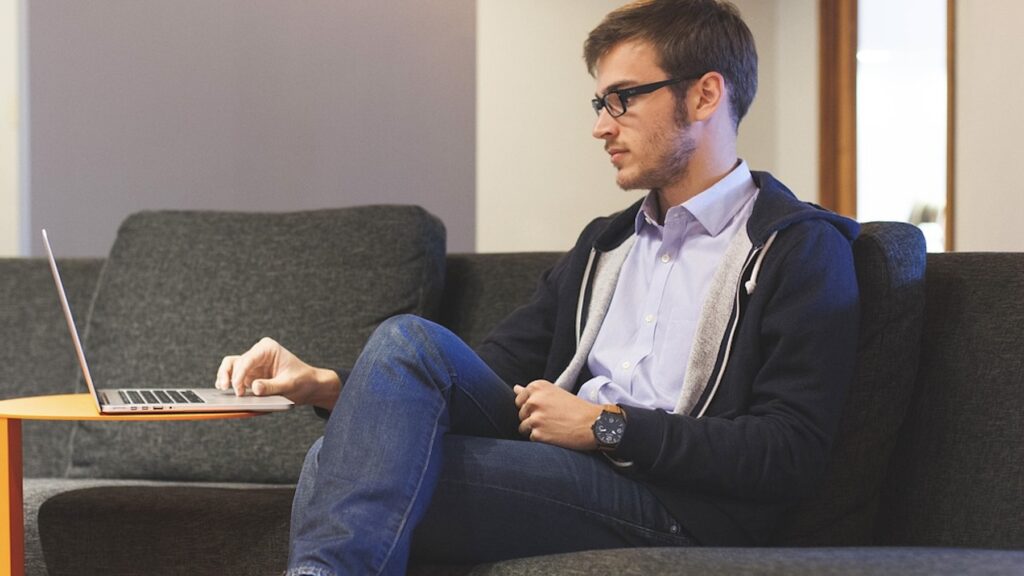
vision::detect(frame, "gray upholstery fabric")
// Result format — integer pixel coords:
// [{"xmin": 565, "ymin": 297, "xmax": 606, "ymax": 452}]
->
[
  {"xmin": 878, "ymin": 252, "xmax": 1024, "ymax": 549},
  {"xmin": 66, "ymin": 207, "xmax": 445, "ymax": 483},
  {"xmin": 7, "ymin": 216, "xmax": 1023, "ymax": 575},
  {"xmin": 778, "ymin": 222, "xmax": 927, "ymax": 545},
  {"xmin": 439, "ymin": 253, "xmax": 562, "ymax": 347},
  {"xmin": 25, "ymin": 478, "xmax": 292, "ymax": 576},
  {"xmin": 410, "ymin": 547, "xmax": 1024, "ymax": 576},
  {"xmin": 0, "ymin": 259, "xmax": 104, "ymax": 478}
]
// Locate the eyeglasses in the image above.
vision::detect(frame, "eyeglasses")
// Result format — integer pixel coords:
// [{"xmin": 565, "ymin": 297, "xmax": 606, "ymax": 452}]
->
[{"xmin": 591, "ymin": 78, "xmax": 686, "ymax": 118}]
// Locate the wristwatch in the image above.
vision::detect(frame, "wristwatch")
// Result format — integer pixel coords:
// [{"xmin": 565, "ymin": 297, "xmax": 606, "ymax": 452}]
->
[{"xmin": 592, "ymin": 404, "xmax": 627, "ymax": 451}]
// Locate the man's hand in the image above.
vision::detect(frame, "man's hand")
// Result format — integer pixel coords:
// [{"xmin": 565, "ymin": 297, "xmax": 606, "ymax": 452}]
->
[
  {"xmin": 513, "ymin": 380, "xmax": 603, "ymax": 451},
  {"xmin": 215, "ymin": 337, "xmax": 341, "ymax": 410}
]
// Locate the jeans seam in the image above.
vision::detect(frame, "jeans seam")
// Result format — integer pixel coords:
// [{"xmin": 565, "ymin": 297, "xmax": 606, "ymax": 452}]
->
[
  {"xmin": 439, "ymin": 477, "xmax": 690, "ymax": 545},
  {"xmin": 374, "ymin": 393, "xmax": 445, "ymax": 575}
]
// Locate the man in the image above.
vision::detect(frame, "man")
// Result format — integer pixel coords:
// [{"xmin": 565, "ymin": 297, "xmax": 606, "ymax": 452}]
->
[{"xmin": 216, "ymin": 1, "xmax": 859, "ymax": 574}]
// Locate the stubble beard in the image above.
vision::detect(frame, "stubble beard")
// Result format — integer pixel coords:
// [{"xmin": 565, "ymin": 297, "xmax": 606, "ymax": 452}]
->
[{"xmin": 616, "ymin": 111, "xmax": 695, "ymax": 193}]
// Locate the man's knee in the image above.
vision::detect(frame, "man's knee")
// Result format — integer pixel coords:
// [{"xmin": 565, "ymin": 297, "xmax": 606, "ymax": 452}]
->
[{"xmin": 370, "ymin": 314, "xmax": 444, "ymax": 348}]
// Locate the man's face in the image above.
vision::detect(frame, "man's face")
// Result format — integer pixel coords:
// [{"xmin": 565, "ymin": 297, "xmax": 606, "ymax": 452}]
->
[{"xmin": 592, "ymin": 40, "xmax": 695, "ymax": 192}]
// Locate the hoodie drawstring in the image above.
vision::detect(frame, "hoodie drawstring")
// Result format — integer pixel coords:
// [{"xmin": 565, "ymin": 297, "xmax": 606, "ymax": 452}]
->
[{"xmin": 744, "ymin": 231, "xmax": 779, "ymax": 295}]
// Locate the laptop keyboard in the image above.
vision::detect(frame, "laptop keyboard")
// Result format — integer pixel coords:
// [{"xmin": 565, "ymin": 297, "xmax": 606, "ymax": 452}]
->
[{"xmin": 117, "ymin": 389, "xmax": 206, "ymax": 405}]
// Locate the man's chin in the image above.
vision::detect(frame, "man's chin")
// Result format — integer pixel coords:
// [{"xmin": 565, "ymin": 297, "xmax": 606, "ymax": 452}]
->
[{"xmin": 616, "ymin": 172, "xmax": 650, "ymax": 192}]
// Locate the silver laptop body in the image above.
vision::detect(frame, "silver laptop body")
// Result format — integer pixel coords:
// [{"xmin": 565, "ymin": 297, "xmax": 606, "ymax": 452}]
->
[{"xmin": 42, "ymin": 229, "xmax": 294, "ymax": 414}]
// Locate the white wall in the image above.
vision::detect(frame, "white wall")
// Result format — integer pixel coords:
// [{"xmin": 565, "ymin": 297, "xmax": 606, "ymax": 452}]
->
[
  {"xmin": 26, "ymin": 0, "xmax": 476, "ymax": 257},
  {"xmin": 476, "ymin": 0, "xmax": 624, "ymax": 254},
  {"xmin": 0, "ymin": 0, "xmax": 17, "ymax": 256},
  {"xmin": 954, "ymin": 0, "xmax": 1024, "ymax": 251},
  {"xmin": 477, "ymin": 0, "xmax": 819, "ymax": 253}
]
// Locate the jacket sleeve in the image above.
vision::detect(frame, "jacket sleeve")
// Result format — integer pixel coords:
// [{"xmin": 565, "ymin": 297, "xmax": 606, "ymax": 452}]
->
[{"xmin": 613, "ymin": 221, "xmax": 860, "ymax": 504}]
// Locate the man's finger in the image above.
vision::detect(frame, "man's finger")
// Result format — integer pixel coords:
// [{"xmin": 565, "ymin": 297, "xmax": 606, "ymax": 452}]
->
[
  {"xmin": 252, "ymin": 377, "xmax": 292, "ymax": 397},
  {"xmin": 215, "ymin": 355, "xmax": 238, "ymax": 390},
  {"xmin": 517, "ymin": 402, "xmax": 532, "ymax": 422},
  {"xmin": 513, "ymin": 384, "xmax": 528, "ymax": 408}
]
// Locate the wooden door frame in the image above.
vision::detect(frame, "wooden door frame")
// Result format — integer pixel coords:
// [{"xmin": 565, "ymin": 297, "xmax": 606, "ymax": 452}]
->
[{"xmin": 819, "ymin": 0, "xmax": 956, "ymax": 250}]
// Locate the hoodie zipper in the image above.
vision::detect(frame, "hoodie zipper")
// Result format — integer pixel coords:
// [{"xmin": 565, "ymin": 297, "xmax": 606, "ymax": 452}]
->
[{"xmin": 695, "ymin": 231, "xmax": 779, "ymax": 418}]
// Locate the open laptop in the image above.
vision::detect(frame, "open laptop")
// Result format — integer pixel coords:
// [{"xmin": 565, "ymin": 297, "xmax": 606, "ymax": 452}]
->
[{"xmin": 42, "ymin": 229, "xmax": 294, "ymax": 414}]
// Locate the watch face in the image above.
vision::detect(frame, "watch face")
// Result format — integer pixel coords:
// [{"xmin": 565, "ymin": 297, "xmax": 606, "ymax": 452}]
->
[{"xmin": 594, "ymin": 411, "xmax": 625, "ymax": 446}]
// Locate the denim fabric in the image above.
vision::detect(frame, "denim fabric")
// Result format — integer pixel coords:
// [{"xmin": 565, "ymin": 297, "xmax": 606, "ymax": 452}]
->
[{"xmin": 287, "ymin": 315, "xmax": 691, "ymax": 576}]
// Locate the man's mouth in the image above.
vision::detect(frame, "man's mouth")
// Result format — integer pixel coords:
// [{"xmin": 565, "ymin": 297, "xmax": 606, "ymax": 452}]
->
[{"xmin": 607, "ymin": 147, "xmax": 628, "ymax": 166}]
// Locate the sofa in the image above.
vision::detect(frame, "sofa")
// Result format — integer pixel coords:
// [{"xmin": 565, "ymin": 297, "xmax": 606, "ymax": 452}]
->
[{"xmin": 1, "ymin": 206, "xmax": 1022, "ymax": 575}]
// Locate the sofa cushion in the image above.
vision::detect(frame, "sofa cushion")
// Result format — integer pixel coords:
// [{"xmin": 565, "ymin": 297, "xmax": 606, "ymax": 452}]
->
[
  {"xmin": 31, "ymin": 480, "xmax": 293, "ymax": 576},
  {"xmin": 776, "ymin": 221, "xmax": 926, "ymax": 545},
  {"xmin": 439, "ymin": 253, "xmax": 562, "ymax": 347},
  {"xmin": 0, "ymin": 258, "xmax": 104, "ymax": 478},
  {"xmin": 66, "ymin": 207, "xmax": 445, "ymax": 483},
  {"xmin": 410, "ymin": 547, "xmax": 1024, "ymax": 576},
  {"xmin": 877, "ymin": 252, "xmax": 1024, "ymax": 549}
]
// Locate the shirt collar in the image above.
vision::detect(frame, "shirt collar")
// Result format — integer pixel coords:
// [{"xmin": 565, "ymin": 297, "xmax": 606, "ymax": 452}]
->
[{"xmin": 634, "ymin": 160, "xmax": 756, "ymax": 237}]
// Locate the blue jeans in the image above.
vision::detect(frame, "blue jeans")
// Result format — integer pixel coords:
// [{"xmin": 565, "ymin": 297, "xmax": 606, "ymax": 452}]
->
[{"xmin": 287, "ymin": 315, "xmax": 692, "ymax": 576}]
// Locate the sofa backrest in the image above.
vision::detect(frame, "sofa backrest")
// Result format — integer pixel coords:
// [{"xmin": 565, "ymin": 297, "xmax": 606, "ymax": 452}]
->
[
  {"xmin": 439, "ymin": 253, "xmax": 562, "ymax": 348},
  {"xmin": 64, "ymin": 207, "xmax": 446, "ymax": 484},
  {"xmin": 877, "ymin": 252, "xmax": 1024, "ymax": 549},
  {"xmin": 0, "ymin": 258, "xmax": 104, "ymax": 477},
  {"xmin": 777, "ymin": 221, "xmax": 927, "ymax": 545}
]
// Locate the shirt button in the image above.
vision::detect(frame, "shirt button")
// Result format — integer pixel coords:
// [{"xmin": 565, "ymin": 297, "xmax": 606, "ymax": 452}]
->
[
  {"xmin": 589, "ymin": 390, "xmax": 598, "ymax": 401},
  {"xmin": 621, "ymin": 361, "xmax": 631, "ymax": 369},
  {"xmin": 644, "ymin": 314, "xmax": 655, "ymax": 323},
  {"xmin": 670, "ymin": 523, "xmax": 680, "ymax": 534},
  {"xmin": 660, "ymin": 253, "xmax": 671, "ymax": 263}
]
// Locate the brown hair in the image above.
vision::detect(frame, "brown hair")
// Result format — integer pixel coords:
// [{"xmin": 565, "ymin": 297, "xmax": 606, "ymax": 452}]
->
[{"xmin": 584, "ymin": 0, "xmax": 758, "ymax": 129}]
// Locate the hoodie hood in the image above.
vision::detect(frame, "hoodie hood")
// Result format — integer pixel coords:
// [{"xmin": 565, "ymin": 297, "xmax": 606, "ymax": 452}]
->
[{"xmin": 748, "ymin": 171, "xmax": 860, "ymax": 245}]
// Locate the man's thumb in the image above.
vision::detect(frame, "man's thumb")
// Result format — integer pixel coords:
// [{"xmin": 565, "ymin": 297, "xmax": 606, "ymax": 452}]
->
[{"xmin": 252, "ymin": 379, "xmax": 281, "ymax": 397}]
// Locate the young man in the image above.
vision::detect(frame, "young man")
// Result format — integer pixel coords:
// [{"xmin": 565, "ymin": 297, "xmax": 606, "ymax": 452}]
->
[{"xmin": 216, "ymin": 1, "xmax": 860, "ymax": 574}]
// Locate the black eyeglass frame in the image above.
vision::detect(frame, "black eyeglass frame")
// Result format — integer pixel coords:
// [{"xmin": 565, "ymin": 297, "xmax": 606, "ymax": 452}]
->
[{"xmin": 591, "ymin": 76, "xmax": 701, "ymax": 118}]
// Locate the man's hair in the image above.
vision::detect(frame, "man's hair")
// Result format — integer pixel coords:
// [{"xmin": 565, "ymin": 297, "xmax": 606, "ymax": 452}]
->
[{"xmin": 584, "ymin": 0, "xmax": 758, "ymax": 129}]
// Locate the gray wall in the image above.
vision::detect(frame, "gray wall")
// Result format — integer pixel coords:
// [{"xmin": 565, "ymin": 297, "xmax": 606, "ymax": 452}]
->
[{"xmin": 27, "ymin": 0, "xmax": 475, "ymax": 257}]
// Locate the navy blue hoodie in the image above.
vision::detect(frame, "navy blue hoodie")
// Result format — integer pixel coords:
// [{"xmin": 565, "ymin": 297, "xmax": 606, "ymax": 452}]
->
[{"xmin": 477, "ymin": 171, "xmax": 860, "ymax": 546}]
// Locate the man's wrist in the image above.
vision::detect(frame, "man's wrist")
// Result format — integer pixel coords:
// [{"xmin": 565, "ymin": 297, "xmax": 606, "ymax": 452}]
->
[
  {"xmin": 312, "ymin": 368, "xmax": 342, "ymax": 411},
  {"xmin": 592, "ymin": 403, "xmax": 627, "ymax": 452}
]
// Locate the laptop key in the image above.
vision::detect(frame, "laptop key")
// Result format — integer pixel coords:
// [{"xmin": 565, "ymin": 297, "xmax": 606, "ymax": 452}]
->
[
  {"xmin": 127, "ymin": 390, "xmax": 144, "ymax": 404},
  {"xmin": 141, "ymin": 390, "xmax": 158, "ymax": 404},
  {"xmin": 167, "ymin": 390, "xmax": 187, "ymax": 404},
  {"xmin": 154, "ymin": 390, "xmax": 172, "ymax": 404},
  {"xmin": 182, "ymin": 390, "xmax": 206, "ymax": 404},
  {"xmin": 118, "ymin": 391, "xmax": 132, "ymax": 404}
]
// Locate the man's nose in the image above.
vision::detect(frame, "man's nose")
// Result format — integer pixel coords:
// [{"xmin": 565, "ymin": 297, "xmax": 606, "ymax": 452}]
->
[{"xmin": 592, "ymin": 108, "xmax": 618, "ymax": 140}]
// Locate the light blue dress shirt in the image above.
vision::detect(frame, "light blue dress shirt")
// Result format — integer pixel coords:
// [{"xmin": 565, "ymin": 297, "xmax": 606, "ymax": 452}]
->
[{"xmin": 579, "ymin": 161, "xmax": 759, "ymax": 411}]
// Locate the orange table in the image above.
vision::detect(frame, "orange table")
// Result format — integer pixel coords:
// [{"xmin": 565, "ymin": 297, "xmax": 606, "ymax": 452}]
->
[{"xmin": 0, "ymin": 394, "xmax": 260, "ymax": 576}]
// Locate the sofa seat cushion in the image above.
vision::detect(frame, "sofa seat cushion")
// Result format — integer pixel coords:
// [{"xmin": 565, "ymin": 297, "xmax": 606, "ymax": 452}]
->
[
  {"xmin": 66, "ymin": 207, "xmax": 445, "ymax": 484},
  {"xmin": 27, "ymin": 479, "xmax": 293, "ymax": 576},
  {"xmin": 409, "ymin": 547, "xmax": 1024, "ymax": 576}
]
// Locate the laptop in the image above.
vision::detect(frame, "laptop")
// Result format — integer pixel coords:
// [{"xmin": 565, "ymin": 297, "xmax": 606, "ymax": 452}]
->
[{"xmin": 42, "ymin": 229, "xmax": 294, "ymax": 414}]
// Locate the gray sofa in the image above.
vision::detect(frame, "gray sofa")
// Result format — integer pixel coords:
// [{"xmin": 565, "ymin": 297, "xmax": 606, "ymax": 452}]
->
[{"xmin": 1, "ymin": 206, "xmax": 1022, "ymax": 575}]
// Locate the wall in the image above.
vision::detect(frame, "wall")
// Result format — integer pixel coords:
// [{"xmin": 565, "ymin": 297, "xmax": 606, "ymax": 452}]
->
[
  {"xmin": 0, "ymin": 0, "xmax": 17, "ymax": 256},
  {"xmin": 26, "ymin": 0, "xmax": 476, "ymax": 257},
  {"xmin": 954, "ymin": 0, "xmax": 1024, "ymax": 251},
  {"xmin": 476, "ymin": 0, "xmax": 819, "ymax": 253},
  {"xmin": 476, "ymin": 0, "xmax": 624, "ymax": 254}
]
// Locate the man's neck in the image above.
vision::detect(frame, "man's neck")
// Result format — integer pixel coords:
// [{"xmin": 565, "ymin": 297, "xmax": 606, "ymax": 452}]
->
[{"xmin": 655, "ymin": 155, "xmax": 741, "ymax": 223}]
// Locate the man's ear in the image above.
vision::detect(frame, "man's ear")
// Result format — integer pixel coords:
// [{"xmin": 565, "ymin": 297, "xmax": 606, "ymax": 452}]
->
[{"xmin": 690, "ymin": 71, "xmax": 727, "ymax": 122}]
